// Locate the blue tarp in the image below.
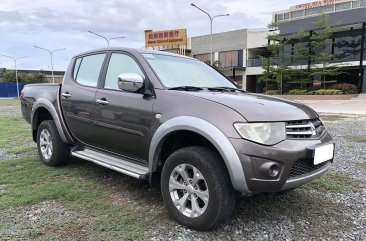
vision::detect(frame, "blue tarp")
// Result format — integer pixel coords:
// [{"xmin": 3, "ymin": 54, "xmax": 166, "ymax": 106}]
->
[{"xmin": 0, "ymin": 82, "xmax": 26, "ymax": 97}]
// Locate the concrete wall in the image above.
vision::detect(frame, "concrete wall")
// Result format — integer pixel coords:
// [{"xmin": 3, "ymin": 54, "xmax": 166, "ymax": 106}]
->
[
  {"xmin": 246, "ymin": 29, "xmax": 270, "ymax": 49},
  {"xmin": 191, "ymin": 29, "xmax": 247, "ymax": 55}
]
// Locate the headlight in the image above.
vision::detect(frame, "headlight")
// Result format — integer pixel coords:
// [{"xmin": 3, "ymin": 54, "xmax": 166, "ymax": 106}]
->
[{"xmin": 234, "ymin": 122, "xmax": 286, "ymax": 145}]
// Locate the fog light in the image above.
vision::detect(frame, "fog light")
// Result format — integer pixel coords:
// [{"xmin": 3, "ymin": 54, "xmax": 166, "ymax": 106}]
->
[
  {"xmin": 268, "ymin": 164, "xmax": 280, "ymax": 177},
  {"xmin": 258, "ymin": 162, "xmax": 281, "ymax": 178}
]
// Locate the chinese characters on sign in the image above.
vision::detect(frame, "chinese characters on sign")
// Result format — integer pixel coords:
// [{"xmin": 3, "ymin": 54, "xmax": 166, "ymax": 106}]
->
[
  {"xmin": 293, "ymin": 0, "xmax": 343, "ymax": 10},
  {"xmin": 144, "ymin": 29, "xmax": 187, "ymax": 48}
]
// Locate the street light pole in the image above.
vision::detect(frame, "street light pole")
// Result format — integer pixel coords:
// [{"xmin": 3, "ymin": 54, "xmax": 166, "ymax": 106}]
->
[
  {"xmin": 34, "ymin": 46, "xmax": 66, "ymax": 83},
  {"xmin": 88, "ymin": 30, "xmax": 125, "ymax": 47},
  {"xmin": 191, "ymin": 3, "xmax": 229, "ymax": 65},
  {"xmin": 0, "ymin": 54, "xmax": 28, "ymax": 97}
]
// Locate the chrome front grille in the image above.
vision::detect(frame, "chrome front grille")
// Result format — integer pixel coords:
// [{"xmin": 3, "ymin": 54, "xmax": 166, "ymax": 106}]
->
[{"xmin": 286, "ymin": 119, "xmax": 325, "ymax": 139}]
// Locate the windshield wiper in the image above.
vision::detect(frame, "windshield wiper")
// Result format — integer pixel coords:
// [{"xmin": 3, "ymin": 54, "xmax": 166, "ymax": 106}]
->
[
  {"xmin": 168, "ymin": 86, "xmax": 203, "ymax": 91},
  {"xmin": 207, "ymin": 87, "xmax": 247, "ymax": 93}
]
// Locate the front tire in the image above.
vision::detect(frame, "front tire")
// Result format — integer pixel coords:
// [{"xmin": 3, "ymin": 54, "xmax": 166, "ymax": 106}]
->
[
  {"xmin": 37, "ymin": 120, "xmax": 69, "ymax": 166},
  {"xmin": 161, "ymin": 146, "xmax": 236, "ymax": 230}
]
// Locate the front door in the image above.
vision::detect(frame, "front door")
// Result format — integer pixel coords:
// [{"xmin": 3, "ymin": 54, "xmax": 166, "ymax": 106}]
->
[
  {"xmin": 61, "ymin": 53, "xmax": 106, "ymax": 144},
  {"xmin": 92, "ymin": 52, "xmax": 155, "ymax": 162}
]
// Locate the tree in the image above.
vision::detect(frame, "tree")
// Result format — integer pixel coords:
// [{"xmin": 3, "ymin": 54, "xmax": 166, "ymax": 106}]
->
[
  {"xmin": 310, "ymin": 14, "xmax": 342, "ymax": 89},
  {"xmin": 290, "ymin": 30, "xmax": 312, "ymax": 89},
  {"xmin": 259, "ymin": 29, "xmax": 290, "ymax": 94},
  {"xmin": 2, "ymin": 69, "xmax": 46, "ymax": 84},
  {"xmin": 3, "ymin": 70, "xmax": 16, "ymax": 82}
]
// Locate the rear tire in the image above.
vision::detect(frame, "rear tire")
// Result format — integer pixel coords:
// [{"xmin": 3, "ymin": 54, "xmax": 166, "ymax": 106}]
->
[
  {"xmin": 161, "ymin": 146, "xmax": 236, "ymax": 231},
  {"xmin": 37, "ymin": 120, "xmax": 69, "ymax": 166}
]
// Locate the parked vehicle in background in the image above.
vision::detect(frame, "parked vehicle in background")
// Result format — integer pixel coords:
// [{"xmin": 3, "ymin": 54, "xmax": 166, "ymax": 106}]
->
[{"xmin": 20, "ymin": 48, "xmax": 334, "ymax": 230}]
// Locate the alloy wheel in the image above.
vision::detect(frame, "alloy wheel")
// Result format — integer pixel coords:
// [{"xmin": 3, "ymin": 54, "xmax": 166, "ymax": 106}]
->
[
  {"xmin": 169, "ymin": 163, "xmax": 209, "ymax": 218},
  {"xmin": 39, "ymin": 129, "xmax": 53, "ymax": 160}
]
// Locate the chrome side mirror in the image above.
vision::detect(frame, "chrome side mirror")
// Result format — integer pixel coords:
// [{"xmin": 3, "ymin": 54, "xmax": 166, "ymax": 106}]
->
[{"xmin": 118, "ymin": 73, "xmax": 144, "ymax": 92}]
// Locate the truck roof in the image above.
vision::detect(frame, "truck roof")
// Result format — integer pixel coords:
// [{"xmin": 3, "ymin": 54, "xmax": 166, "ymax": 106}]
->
[{"xmin": 73, "ymin": 47, "xmax": 194, "ymax": 60}]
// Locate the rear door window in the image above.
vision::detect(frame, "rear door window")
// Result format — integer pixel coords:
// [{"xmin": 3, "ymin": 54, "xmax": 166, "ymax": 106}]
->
[
  {"xmin": 73, "ymin": 58, "xmax": 82, "ymax": 80},
  {"xmin": 74, "ymin": 54, "xmax": 106, "ymax": 87}
]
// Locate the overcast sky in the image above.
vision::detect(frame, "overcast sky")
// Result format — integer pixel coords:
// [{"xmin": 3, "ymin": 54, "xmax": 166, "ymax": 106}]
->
[{"xmin": 0, "ymin": 0, "xmax": 306, "ymax": 70}]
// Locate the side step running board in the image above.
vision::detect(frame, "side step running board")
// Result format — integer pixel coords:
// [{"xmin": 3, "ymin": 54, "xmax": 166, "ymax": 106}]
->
[{"xmin": 71, "ymin": 148, "xmax": 149, "ymax": 180}]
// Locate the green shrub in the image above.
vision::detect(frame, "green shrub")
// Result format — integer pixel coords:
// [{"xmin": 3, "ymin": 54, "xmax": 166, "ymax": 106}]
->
[
  {"xmin": 263, "ymin": 85, "xmax": 277, "ymax": 92},
  {"xmin": 2, "ymin": 70, "xmax": 46, "ymax": 84},
  {"xmin": 331, "ymin": 83, "xmax": 358, "ymax": 94},
  {"xmin": 311, "ymin": 89, "xmax": 341, "ymax": 95},
  {"xmin": 288, "ymin": 89, "xmax": 308, "ymax": 95},
  {"xmin": 265, "ymin": 90, "xmax": 279, "ymax": 95}
]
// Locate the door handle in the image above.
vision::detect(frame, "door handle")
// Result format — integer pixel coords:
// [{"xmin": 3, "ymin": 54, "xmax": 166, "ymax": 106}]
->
[
  {"xmin": 62, "ymin": 92, "xmax": 71, "ymax": 98},
  {"xmin": 96, "ymin": 98, "xmax": 109, "ymax": 105}
]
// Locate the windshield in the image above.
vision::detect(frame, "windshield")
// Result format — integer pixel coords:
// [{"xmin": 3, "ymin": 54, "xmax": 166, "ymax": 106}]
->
[{"xmin": 143, "ymin": 54, "xmax": 237, "ymax": 89}]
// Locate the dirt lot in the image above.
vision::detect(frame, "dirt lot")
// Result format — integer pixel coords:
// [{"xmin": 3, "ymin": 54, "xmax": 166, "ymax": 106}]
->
[{"xmin": 0, "ymin": 98, "xmax": 365, "ymax": 240}]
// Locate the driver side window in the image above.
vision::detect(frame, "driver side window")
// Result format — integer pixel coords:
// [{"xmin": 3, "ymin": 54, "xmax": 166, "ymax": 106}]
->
[{"xmin": 104, "ymin": 53, "xmax": 145, "ymax": 90}]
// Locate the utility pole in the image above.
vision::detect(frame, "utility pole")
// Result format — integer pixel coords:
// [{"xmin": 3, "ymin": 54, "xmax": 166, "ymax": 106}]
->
[
  {"xmin": 34, "ymin": 46, "xmax": 66, "ymax": 83},
  {"xmin": 0, "ymin": 54, "xmax": 28, "ymax": 97},
  {"xmin": 88, "ymin": 30, "xmax": 125, "ymax": 47},
  {"xmin": 191, "ymin": 3, "xmax": 229, "ymax": 65}
]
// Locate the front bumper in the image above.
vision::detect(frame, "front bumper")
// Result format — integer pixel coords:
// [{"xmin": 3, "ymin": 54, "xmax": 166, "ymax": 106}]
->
[{"xmin": 229, "ymin": 131, "xmax": 334, "ymax": 193}]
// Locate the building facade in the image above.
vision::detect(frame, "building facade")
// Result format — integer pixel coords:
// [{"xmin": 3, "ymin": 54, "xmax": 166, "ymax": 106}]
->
[
  {"xmin": 274, "ymin": 0, "xmax": 366, "ymax": 93},
  {"xmin": 188, "ymin": 0, "xmax": 366, "ymax": 93},
  {"xmin": 190, "ymin": 29, "xmax": 271, "ymax": 90}
]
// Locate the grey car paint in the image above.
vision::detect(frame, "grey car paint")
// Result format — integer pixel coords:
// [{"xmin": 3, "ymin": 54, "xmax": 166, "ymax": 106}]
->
[
  {"xmin": 176, "ymin": 91, "xmax": 319, "ymax": 122},
  {"xmin": 21, "ymin": 47, "xmax": 333, "ymax": 195},
  {"xmin": 31, "ymin": 98, "xmax": 68, "ymax": 143},
  {"xmin": 148, "ymin": 116, "xmax": 249, "ymax": 193}
]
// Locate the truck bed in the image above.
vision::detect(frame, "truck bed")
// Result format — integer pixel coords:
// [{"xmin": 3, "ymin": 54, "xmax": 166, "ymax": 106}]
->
[{"xmin": 21, "ymin": 83, "xmax": 61, "ymax": 124}]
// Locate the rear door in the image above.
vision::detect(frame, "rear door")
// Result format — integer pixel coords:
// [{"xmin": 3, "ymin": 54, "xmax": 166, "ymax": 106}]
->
[
  {"xmin": 91, "ymin": 52, "xmax": 155, "ymax": 162},
  {"xmin": 61, "ymin": 53, "xmax": 107, "ymax": 144}
]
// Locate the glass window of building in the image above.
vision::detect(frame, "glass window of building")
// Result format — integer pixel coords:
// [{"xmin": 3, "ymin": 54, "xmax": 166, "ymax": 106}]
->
[
  {"xmin": 311, "ymin": 38, "xmax": 332, "ymax": 64},
  {"xmin": 284, "ymin": 13, "xmax": 290, "ymax": 20},
  {"xmin": 335, "ymin": 2, "xmax": 352, "ymax": 11},
  {"xmin": 291, "ymin": 10, "xmax": 304, "ymax": 18},
  {"xmin": 218, "ymin": 51, "xmax": 239, "ymax": 68},
  {"xmin": 305, "ymin": 5, "xmax": 334, "ymax": 16},
  {"xmin": 334, "ymin": 35, "xmax": 362, "ymax": 61},
  {"xmin": 276, "ymin": 14, "xmax": 284, "ymax": 21},
  {"xmin": 193, "ymin": 53, "xmax": 211, "ymax": 63},
  {"xmin": 293, "ymin": 42, "xmax": 308, "ymax": 65},
  {"xmin": 283, "ymin": 44, "xmax": 293, "ymax": 64},
  {"xmin": 352, "ymin": 0, "xmax": 366, "ymax": 8},
  {"xmin": 353, "ymin": 0, "xmax": 361, "ymax": 8}
]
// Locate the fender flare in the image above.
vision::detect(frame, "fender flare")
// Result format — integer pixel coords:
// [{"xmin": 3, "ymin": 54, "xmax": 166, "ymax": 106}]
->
[
  {"xmin": 148, "ymin": 116, "xmax": 250, "ymax": 194},
  {"xmin": 31, "ymin": 98, "xmax": 68, "ymax": 143}
]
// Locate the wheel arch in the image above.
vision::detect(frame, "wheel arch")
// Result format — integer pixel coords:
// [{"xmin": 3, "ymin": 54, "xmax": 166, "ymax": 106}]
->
[
  {"xmin": 149, "ymin": 116, "xmax": 250, "ymax": 194},
  {"xmin": 31, "ymin": 98, "xmax": 68, "ymax": 143}
]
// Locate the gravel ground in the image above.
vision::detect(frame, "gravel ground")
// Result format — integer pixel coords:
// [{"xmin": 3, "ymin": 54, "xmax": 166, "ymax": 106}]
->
[
  {"xmin": 147, "ymin": 115, "xmax": 366, "ymax": 241},
  {"xmin": 0, "ymin": 104, "xmax": 365, "ymax": 240}
]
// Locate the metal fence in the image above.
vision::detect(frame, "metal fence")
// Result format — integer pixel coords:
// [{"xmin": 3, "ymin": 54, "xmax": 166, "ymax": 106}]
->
[{"xmin": 0, "ymin": 82, "xmax": 26, "ymax": 97}]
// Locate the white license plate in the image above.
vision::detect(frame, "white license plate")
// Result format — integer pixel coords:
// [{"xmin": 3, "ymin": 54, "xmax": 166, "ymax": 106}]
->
[{"xmin": 314, "ymin": 144, "xmax": 334, "ymax": 165}]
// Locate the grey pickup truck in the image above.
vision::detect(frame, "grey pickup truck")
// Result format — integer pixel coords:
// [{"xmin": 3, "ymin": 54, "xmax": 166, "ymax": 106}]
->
[{"xmin": 21, "ymin": 47, "xmax": 334, "ymax": 230}]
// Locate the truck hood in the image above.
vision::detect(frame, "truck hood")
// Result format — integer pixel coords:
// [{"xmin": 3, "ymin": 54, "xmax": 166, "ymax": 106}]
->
[{"xmin": 180, "ymin": 91, "xmax": 318, "ymax": 122}]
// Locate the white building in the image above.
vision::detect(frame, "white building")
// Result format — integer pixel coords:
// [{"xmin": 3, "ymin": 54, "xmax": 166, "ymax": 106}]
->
[{"xmin": 190, "ymin": 29, "xmax": 274, "ymax": 91}]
